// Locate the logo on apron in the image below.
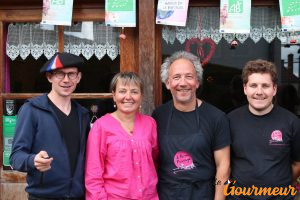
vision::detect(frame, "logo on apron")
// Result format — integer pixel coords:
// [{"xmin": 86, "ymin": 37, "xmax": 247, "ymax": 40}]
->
[{"xmin": 173, "ymin": 151, "xmax": 196, "ymax": 174}]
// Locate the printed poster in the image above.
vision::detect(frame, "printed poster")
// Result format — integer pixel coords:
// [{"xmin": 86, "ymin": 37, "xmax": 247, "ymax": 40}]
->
[
  {"xmin": 279, "ymin": 0, "xmax": 300, "ymax": 32},
  {"xmin": 105, "ymin": 0, "xmax": 136, "ymax": 27},
  {"xmin": 64, "ymin": 22, "xmax": 94, "ymax": 41},
  {"xmin": 41, "ymin": 0, "xmax": 74, "ymax": 26},
  {"xmin": 3, "ymin": 115, "xmax": 17, "ymax": 166},
  {"xmin": 220, "ymin": 0, "xmax": 251, "ymax": 33},
  {"xmin": 156, "ymin": 0, "xmax": 189, "ymax": 26}
]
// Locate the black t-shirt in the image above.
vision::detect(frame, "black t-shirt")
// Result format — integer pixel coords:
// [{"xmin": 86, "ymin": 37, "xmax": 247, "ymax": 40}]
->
[
  {"xmin": 152, "ymin": 101, "xmax": 231, "ymax": 185},
  {"xmin": 49, "ymin": 99, "xmax": 80, "ymax": 176},
  {"xmin": 227, "ymin": 105, "xmax": 300, "ymax": 200}
]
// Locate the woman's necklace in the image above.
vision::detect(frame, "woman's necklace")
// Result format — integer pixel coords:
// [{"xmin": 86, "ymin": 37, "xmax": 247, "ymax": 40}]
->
[
  {"xmin": 114, "ymin": 112, "xmax": 134, "ymax": 135},
  {"xmin": 121, "ymin": 122, "xmax": 134, "ymax": 134}
]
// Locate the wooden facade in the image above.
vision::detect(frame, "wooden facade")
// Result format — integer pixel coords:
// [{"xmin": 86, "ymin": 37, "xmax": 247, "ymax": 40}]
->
[{"xmin": 0, "ymin": 0, "xmax": 281, "ymax": 199}]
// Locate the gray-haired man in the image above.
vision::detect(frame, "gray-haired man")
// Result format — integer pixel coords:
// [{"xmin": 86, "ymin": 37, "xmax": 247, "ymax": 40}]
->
[{"xmin": 152, "ymin": 51, "xmax": 231, "ymax": 200}]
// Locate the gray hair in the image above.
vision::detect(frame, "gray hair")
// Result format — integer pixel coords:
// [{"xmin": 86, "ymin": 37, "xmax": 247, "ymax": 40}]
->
[{"xmin": 160, "ymin": 51, "xmax": 203, "ymax": 84}]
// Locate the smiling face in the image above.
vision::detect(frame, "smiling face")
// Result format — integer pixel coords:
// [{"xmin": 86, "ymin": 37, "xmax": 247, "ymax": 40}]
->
[
  {"xmin": 244, "ymin": 73, "xmax": 277, "ymax": 115},
  {"xmin": 113, "ymin": 80, "xmax": 142, "ymax": 114},
  {"xmin": 47, "ymin": 67, "xmax": 81, "ymax": 98},
  {"xmin": 166, "ymin": 58, "xmax": 200, "ymax": 110}
]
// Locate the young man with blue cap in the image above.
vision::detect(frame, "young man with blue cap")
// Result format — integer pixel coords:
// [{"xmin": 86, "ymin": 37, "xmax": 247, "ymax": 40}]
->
[{"xmin": 10, "ymin": 52, "xmax": 90, "ymax": 200}]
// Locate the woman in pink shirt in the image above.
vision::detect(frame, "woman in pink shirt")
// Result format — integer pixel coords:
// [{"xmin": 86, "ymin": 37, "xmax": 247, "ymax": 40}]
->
[{"xmin": 85, "ymin": 72, "xmax": 159, "ymax": 200}]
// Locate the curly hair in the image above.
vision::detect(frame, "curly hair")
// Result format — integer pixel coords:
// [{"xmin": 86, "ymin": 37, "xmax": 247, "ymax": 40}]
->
[
  {"xmin": 242, "ymin": 59, "xmax": 277, "ymax": 84},
  {"xmin": 160, "ymin": 51, "xmax": 203, "ymax": 84}
]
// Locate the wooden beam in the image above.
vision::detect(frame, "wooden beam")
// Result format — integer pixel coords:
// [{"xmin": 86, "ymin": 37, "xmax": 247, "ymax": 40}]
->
[
  {"xmin": 58, "ymin": 26, "xmax": 64, "ymax": 52},
  {"xmin": 0, "ymin": 9, "xmax": 105, "ymax": 22},
  {"xmin": 138, "ymin": 0, "xmax": 155, "ymax": 114},
  {"xmin": 0, "ymin": 9, "xmax": 41, "ymax": 22},
  {"xmin": 0, "ymin": 93, "xmax": 113, "ymax": 99},
  {"xmin": 0, "ymin": 21, "xmax": 4, "ymax": 172},
  {"xmin": 73, "ymin": 8, "xmax": 105, "ymax": 21},
  {"xmin": 189, "ymin": 0, "xmax": 278, "ymax": 6},
  {"xmin": 120, "ymin": 27, "xmax": 138, "ymax": 72},
  {"xmin": 1, "ymin": 170, "xmax": 26, "ymax": 182},
  {"xmin": 1, "ymin": 182, "xmax": 27, "ymax": 200},
  {"xmin": 0, "ymin": 22, "xmax": 4, "ymax": 93},
  {"xmin": 0, "ymin": 0, "xmax": 104, "ymax": 9},
  {"xmin": 252, "ymin": 0, "xmax": 278, "ymax": 6},
  {"xmin": 154, "ymin": 26, "xmax": 162, "ymax": 107}
]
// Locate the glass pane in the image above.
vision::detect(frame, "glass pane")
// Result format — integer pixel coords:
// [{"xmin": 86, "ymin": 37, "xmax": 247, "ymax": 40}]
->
[
  {"xmin": 162, "ymin": 37, "xmax": 300, "ymax": 115},
  {"xmin": 279, "ymin": 44, "xmax": 300, "ymax": 116},
  {"xmin": 6, "ymin": 22, "xmax": 120, "ymax": 93},
  {"xmin": 8, "ymin": 54, "xmax": 120, "ymax": 93},
  {"xmin": 77, "ymin": 99, "xmax": 115, "ymax": 120},
  {"xmin": 63, "ymin": 22, "xmax": 120, "ymax": 61},
  {"xmin": 76, "ymin": 55, "xmax": 119, "ymax": 93},
  {"xmin": 4, "ymin": 98, "xmax": 114, "ymax": 126},
  {"xmin": 161, "ymin": 6, "xmax": 300, "ymax": 116},
  {"xmin": 9, "ymin": 55, "xmax": 50, "ymax": 93}
]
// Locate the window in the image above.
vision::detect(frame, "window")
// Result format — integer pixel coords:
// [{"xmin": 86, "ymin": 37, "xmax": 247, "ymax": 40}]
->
[
  {"xmin": 0, "ymin": 4, "xmax": 129, "ymax": 170},
  {"xmin": 5, "ymin": 22, "xmax": 121, "ymax": 118},
  {"xmin": 161, "ymin": 7, "xmax": 300, "ymax": 116}
]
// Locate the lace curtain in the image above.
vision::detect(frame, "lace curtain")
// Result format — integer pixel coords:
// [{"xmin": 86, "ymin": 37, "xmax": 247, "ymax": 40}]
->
[
  {"xmin": 6, "ymin": 22, "xmax": 120, "ymax": 61},
  {"xmin": 162, "ymin": 7, "xmax": 300, "ymax": 45}
]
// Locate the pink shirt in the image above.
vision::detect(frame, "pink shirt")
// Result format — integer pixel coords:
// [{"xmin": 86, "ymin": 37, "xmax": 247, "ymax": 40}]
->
[{"xmin": 85, "ymin": 113, "xmax": 159, "ymax": 200}]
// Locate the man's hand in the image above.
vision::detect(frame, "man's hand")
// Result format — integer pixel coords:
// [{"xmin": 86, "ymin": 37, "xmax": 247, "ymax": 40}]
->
[{"xmin": 34, "ymin": 151, "xmax": 53, "ymax": 172}]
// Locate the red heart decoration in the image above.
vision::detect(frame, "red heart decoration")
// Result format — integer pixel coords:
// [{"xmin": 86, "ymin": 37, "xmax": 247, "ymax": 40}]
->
[{"xmin": 185, "ymin": 38, "xmax": 216, "ymax": 67}]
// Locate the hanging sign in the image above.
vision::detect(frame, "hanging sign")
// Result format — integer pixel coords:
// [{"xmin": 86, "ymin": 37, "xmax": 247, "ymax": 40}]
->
[
  {"xmin": 41, "ymin": 0, "xmax": 74, "ymax": 26},
  {"xmin": 279, "ymin": 0, "xmax": 300, "ymax": 32},
  {"xmin": 64, "ymin": 22, "xmax": 94, "ymax": 41},
  {"xmin": 156, "ymin": 0, "xmax": 189, "ymax": 26},
  {"xmin": 3, "ymin": 115, "xmax": 17, "ymax": 166},
  {"xmin": 105, "ymin": 0, "xmax": 136, "ymax": 27},
  {"xmin": 4, "ymin": 100, "xmax": 16, "ymax": 116},
  {"xmin": 220, "ymin": 0, "xmax": 251, "ymax": 33}
]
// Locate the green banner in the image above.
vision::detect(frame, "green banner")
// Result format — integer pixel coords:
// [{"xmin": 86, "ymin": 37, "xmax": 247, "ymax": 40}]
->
[
  {"xmin": 51, "ymin": 0, "xmax": 65, "ymax": 5},
  {"xmin": 3, "ymin": 151, "xmax": 11, "ymax": 166},
  {"xmin": 3, "ymin": 115, "xmax": 17, "ymax": 135},
  {"xmin": 107, "ymin": 0, "xmax": 134, "ymax": 11},
  {"xmin": 3, "ymin": 136, "xmax": 14, "ymax": 152},
  {"xmin": 228, "ymin": 0, "xmax": 243, "ymax": 13},
  {"xmin": 281, "ymin": 0, "xmax": 300, "ymax": 16},
  {"xmin": 3, "ymin": 115, "xmax": 17, "ymax": 166}
]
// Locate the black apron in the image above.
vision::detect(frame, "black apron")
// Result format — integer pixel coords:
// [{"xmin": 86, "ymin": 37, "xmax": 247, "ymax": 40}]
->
[{"xmin": 158, "ymin": 101, "xmax": 214, "ymax": 200}]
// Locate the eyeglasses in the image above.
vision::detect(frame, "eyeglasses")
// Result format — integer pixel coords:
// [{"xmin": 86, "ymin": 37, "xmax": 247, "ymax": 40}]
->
[{"xmin": 53, "ymin": 71, "xmax": 78, "ymax": 80}]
